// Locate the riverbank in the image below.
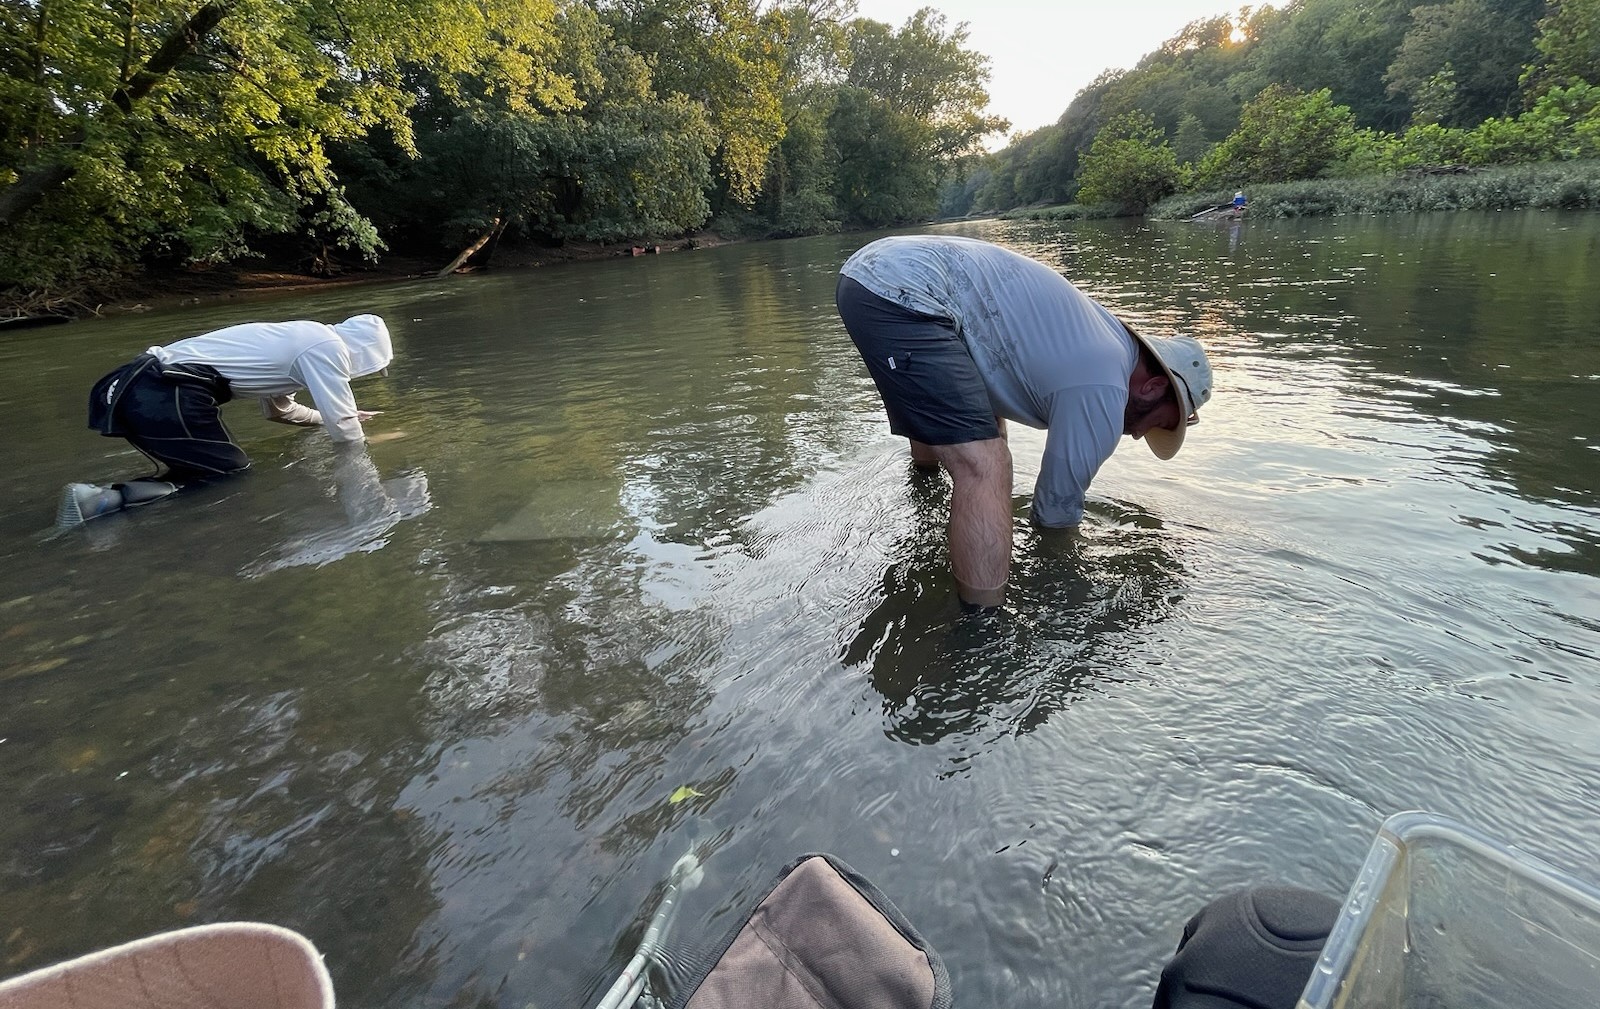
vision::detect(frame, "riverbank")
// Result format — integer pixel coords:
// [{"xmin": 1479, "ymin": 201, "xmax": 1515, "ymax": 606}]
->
[
  {"xmin": 996, "ymin": 160, "xmax": 1600, "ymax": 223},
  {"xmin": 1, "ymin": 232, "xmax": 741, "ymax": 328}
]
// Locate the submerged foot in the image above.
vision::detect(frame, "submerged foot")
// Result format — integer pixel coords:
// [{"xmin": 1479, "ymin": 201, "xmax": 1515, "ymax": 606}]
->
[{"xmin": 55, "ymin": 483, "xmax": 125, "ymax": 528}]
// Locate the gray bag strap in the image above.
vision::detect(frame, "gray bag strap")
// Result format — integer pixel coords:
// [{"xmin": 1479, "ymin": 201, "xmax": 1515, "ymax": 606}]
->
[{"xmin": 669, "ymin": 852, "xmax": 952, "ymax": 1009}]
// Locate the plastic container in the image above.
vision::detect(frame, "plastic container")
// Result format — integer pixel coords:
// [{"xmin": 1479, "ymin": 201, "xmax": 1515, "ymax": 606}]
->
[{"xmin": 1300, "ymin": 811, "xmax": 1600, "ymax": 1009}]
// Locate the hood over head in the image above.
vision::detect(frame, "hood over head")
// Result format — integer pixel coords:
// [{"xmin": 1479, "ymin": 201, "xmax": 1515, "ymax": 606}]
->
[{"xmin": 331, "ymin": 315, "xmax": 392, "ymax": 378}]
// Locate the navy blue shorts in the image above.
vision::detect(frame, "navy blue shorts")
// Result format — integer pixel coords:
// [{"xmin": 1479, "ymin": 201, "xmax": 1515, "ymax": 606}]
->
[
  {"xmin": 89, "ymin": 355, "xmax": 251, "ymax": 478},
  {"xmin": 835, "ymin": 276, "xmax": 999, "ymax": 446}
]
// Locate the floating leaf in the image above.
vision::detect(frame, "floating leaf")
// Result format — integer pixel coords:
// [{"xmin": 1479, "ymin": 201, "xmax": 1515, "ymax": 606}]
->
[{"xmin": 668, "ymin": 786, "xmax": 705, "ymax": 804}]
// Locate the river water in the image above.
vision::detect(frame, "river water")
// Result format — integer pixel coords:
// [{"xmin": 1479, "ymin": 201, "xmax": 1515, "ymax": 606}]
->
[{"xmin": 2, "ymin": 211, "xmax": 1598, "ymax": 1008}]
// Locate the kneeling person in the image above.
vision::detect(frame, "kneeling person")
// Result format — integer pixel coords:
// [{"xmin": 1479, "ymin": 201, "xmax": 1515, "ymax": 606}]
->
[{"xmin": 60, "ymin": 315, "xmax": 393, "ymax": 526}]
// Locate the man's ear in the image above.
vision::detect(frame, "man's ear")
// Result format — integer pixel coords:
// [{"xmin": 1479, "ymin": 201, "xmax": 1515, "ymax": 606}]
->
[{"xmin": 1138, "ymin": 373, "xmax": 1170, "ymax": 400}]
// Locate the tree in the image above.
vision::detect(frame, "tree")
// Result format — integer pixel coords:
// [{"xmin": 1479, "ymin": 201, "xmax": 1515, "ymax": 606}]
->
[
  {"xmin": 365, "ymin": 5, "xmax": 716, "ymax": 251},
  {"xmin": 759, "ymin": 102, "xmax": 841, "ymax": 235},
  {"xmin": 1384, "ymin": 0, "xmax": 1542, "ymax": 126},
  {"xmin": 754, "ymin": 0, "xmax": 851, "ymax": 235},
  {"xmin": 0, "ymin": 0, "xmax": 569, "ymax": 293},
  {"xmin": 1074, "ymin": 111, "xmax": 1180, "ymax": 211},
  {"xmin": 1241, "ymin": 0, "xmax": 1415, "ymax": 128},
  {"xmin": 1521, "ymin": 0, "xmax": 1600, "ymax": 93},
  {"xmin": 1193, "ymin": 84, "xmax": 1361, "ymax": 186},
  {"xmin": 825, "ymin": 9, "xmax": 1005, "ymax": 227},
  {"xmin": 599, "ymin": 0, "xmax": 787, "ymax": 207},
  {"xmin": 843, "ymin": 8, "xmax": 1007, "ymax": 160},
  {"xmin": 1173, "ymin": 113, "xmax": 1212, "ymax": 163},
  {"xmin": 828, "ymin": 84, "xmax": 938, "ymax": 226}
]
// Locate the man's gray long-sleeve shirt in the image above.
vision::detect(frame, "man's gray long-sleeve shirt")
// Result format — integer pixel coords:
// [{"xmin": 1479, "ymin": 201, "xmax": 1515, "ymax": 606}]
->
[{"xmin": 841, "ymin": 235, "xmax": 1135, "ymax": 526}]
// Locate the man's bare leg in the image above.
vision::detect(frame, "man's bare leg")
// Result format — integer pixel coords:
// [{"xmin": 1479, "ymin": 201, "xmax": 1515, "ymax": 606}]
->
[
  {"xmin": 930, "ymin": 437, "xmax": 1012, "ymax": 607},
  {"xmin": 912, "ymin": 420, "xmax": 1001, "ymax": 470}
]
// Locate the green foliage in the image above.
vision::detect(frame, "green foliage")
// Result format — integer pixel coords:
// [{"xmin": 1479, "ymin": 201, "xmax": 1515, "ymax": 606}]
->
[
  {"xmin": 1366, "ymin": 82, "xmax": 1600, "ymax": 170},
  {"xmin": 823, "ymin": 9, "xmax": 1006, "ymax": 229},
  {"xmin": 1521, "ymin": 0, "xmax": 1600, "ymax": 92},
  {"xmin": 1148, "ymin": 160, "xmax": 1600, "ymax": 218},
  {"xmin": 1240, "ymin": 0, "xmax": 1415, "ymax": 129},
  {"xmin": 601, "ymin": 0, "xmax": 786, "ymax": 207},
  {"xmin": 827, "ymin": 85, "xmax": 939, "ymax": 227},
  {"xmin": 760, "ymin": 105, "xmax": 841, "ymax": 237},
  {"xmin": 2, "ymin": 0, "xmax": 1005, "ymax": 301},
  {"xmin": 1193, "ymin": 85, "xmax": 1362, "ymax": 187},
  {"xmin": 938, "ymin": 163, "xmax": 989, "ymax": 218},
  {"xmin": 391, "ymin": 22, "xmax": 718, "ymax": 247},
  {"xmin": 1075, "ymin": 112, "xmax": 1180, "ymax": 212},
  {"xmin": 0, "ymin": 0, "xmax": 567, "ymax": 295},
  {"xmin": 844, "ymin": 8, "xmax": 1006, "ymax": 156},
  {"xmin": 1383, "ymin": 0, "xmax": 1541, "ymax": 126},
  {"xmin": 955, "ymin": 0, "xmax": 1592, "ymax": 217},
  {"xmin": 973, "ymin": 124, "xmax": 1076, "ymax": 211},
  {"xmin": 1173, "ymin": 113, "xmax": 1212, "ymax": 164}
]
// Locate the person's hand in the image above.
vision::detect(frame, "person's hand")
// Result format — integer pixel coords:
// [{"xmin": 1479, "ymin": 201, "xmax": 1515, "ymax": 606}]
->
[{"xmin": 355, "ymin": 410, "xmax": 382, "ymax": 422}]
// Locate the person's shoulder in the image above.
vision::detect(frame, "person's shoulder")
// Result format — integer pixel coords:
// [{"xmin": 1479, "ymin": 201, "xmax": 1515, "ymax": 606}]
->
[{"xmin": 285, "ymin": 324, "xmax": 351, "ymax": 364}]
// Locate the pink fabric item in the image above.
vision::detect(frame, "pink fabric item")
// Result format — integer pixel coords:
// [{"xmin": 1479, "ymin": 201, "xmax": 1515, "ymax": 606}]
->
[
  {"xmin": 686, "ymin": 857, "xmax": 936, "ymax": 1009},
  {"xmin": 0, "ymin": 923, "xmax": 334, "ymax": 1009}
]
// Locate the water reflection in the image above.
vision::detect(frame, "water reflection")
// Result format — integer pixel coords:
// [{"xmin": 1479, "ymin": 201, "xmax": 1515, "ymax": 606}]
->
[
  {"xmin": 0, "ymin": 597, "xmax": 445, "ymax": 1005},
  {"xmin": 243, "ymin": 444, "xmax": 432, "ymax": 576},
  {"xmin": 3, "ymin": 214, "xmax": 1600, "ymax": 1009},
  {"xmin": 844, "ymin": 475, "xmax": 1187, "ymax": 749}
]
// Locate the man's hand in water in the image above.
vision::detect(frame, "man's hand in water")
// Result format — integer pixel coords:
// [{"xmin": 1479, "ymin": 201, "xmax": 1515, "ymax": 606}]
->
[{"xmin": 355, "ymin": 410, "xmax": 382, "ymax": 422}]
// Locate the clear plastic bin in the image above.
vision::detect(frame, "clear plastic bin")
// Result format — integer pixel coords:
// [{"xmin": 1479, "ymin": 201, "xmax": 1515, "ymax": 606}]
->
[{"xmin": 1300, "ymin": 811, "xmax": 1600, "ymax": 1009}]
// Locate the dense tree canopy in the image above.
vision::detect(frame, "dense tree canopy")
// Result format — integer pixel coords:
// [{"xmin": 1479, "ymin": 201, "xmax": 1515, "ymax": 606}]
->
[
  {"xmin": 977, "ymin": 0, "xmax": 1597, "ymax": 217},
  {"xmin": 6, "ymin": 0, "xmax": 1598, "ymax": 308},
  {"xmin": 1, "ymin": 0, "xmax": 1005, "ymax": 306}
]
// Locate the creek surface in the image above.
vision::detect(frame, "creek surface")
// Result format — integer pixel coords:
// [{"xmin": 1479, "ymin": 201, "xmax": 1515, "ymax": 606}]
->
[{"xmin": 2, "ymin": 211, "xmax": 1598, "ymax": 1008}]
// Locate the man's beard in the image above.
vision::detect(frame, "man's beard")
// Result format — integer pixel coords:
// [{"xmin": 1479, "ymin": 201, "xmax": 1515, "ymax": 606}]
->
[{"xmin": 1123, "ymin": 390, "xmax": 1168, "ymax": 434}]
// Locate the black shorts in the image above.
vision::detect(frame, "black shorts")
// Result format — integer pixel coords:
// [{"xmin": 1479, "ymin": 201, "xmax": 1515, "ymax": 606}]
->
[
  {"xmin": 89, "ymin": 355, "xmax": 251, "ymax": 478},
  {"xmin": 835, "ymin": 276, "xmax": 999, "ymax": 445}
]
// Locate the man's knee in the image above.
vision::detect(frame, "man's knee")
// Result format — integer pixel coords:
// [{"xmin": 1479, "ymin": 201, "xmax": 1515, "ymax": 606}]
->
[{"xmin": 933, "ymin": 437, "xmax": 1011, "ymax": 484}]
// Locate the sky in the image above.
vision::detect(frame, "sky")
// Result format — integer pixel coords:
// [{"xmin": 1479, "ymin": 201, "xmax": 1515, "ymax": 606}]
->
[{"xmin": 850, "ymin": 0, "xmax": 1254, "ymax": 146}]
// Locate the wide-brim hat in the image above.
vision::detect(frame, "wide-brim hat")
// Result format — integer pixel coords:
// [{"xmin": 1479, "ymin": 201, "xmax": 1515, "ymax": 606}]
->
[
  {"xmin": 0, "ymin": 923, "xmax": 335, "ymax": 1009},
  {"xmin": 1127, "ymin": 332, "xmax": 1213, "ymax": 460}
]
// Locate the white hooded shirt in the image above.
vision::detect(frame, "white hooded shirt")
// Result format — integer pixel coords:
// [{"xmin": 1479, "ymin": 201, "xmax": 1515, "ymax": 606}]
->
[{"xmin": 146, "ymin": 315, "xmax": 393, "ymax": 442}]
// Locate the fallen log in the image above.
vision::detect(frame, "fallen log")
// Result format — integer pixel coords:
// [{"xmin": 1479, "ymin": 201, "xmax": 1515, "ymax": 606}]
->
[{"xmin": 436, "ymin": 216, "xmax": 505, "ymax": 278}]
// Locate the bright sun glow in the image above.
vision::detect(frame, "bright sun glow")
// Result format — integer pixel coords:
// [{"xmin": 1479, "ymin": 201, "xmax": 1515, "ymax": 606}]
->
[{"xmin": 1229, "ymin": 25, "xmax": 1249, "ymax": 43}]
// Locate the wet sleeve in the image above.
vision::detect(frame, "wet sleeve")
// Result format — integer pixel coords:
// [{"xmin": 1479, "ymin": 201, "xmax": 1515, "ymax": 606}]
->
[
  {"xmin": 1031, "ymin": 385, "xmax": 1124, "ymax": 527},
  {"xmin": 292, "ymin": 341, "xmax": 365, "ymax": 442},
  {"xmin": 260, "ymin": 394, "xmax": 322, "ymax": 426}
]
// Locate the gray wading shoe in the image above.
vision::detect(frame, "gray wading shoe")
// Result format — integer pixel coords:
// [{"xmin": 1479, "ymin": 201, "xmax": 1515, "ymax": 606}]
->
[{"xmin": 55, "ymin": 480, "xmax": 178, "ymax": 529}]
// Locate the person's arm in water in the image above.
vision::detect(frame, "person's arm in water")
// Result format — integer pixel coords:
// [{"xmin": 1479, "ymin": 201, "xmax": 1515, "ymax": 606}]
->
[
  {"xmin": 1030, "ymin": 386, "xmax": 1123, "ymax": 529},
  {"xmin": 262, "ymin": 395, "xmax": 320, "ymax": 426},
  {"xmin": 291, "ymin": 341, "xmax": 381, "ymax": 441},
  {"xmin": 262, "ymin": 395, "xmax": 382, "ymax": 428}
]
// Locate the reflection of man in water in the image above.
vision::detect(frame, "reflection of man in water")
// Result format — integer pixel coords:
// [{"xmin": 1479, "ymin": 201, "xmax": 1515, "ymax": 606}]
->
[
  {"xmin": 836, "ymin": 236, "xmax": 1213, "ymax": 609},
  {"xmin": 60, "ymin": 315, "xmax": 393, "ymax": 526}
]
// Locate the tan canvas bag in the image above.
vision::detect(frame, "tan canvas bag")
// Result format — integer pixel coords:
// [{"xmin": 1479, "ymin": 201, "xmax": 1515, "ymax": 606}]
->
[{"xmin": 668, "ymin": 853, "xmax": 951, "ymax": 1009}]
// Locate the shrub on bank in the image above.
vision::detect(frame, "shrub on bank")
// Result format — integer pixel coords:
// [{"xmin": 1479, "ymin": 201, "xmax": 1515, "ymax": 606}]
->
[{"xmin": 1147, "ymin": 161, "xmax": 1600, "ymax": 219}]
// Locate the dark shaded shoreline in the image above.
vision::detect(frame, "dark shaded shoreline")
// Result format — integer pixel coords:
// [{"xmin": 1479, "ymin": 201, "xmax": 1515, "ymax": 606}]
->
[{"xmin": 3, "ymin": 233, "xmax": 740, "ymax": 328}]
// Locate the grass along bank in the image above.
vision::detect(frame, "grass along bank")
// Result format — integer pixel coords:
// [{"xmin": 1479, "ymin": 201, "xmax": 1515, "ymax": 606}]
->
[{"xmin": 1001, "ymin": 161, "xmax": 1600, "ymax": 223}]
